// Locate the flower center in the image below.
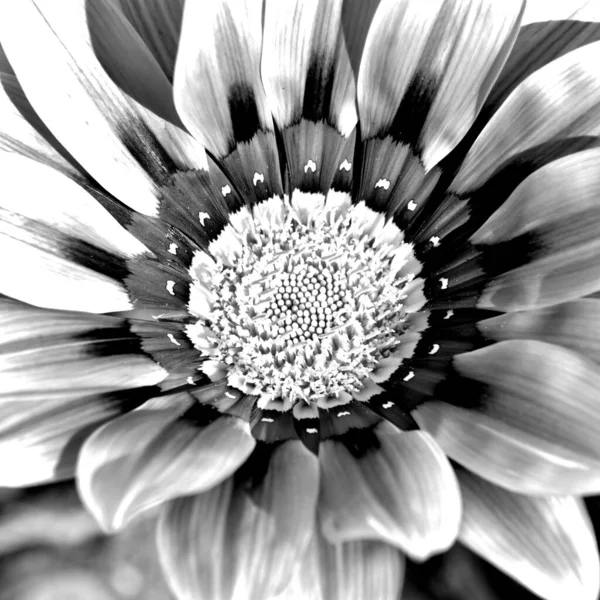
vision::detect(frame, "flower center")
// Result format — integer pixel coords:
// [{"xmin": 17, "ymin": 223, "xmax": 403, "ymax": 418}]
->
[{"xmin": 188, "ymin": 195, "xmax": 415, "ymax": 412}]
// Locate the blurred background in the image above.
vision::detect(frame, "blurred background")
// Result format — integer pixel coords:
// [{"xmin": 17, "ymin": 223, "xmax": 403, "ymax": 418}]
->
[{"xmin": 2, "ymin": 481, "xmax": 591, "ymax": 600}]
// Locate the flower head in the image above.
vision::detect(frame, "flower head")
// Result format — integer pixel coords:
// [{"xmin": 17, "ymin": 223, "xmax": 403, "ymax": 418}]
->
[{"xmin": 1, "ymin": 0, "xmax": 600, "ymax": 598}]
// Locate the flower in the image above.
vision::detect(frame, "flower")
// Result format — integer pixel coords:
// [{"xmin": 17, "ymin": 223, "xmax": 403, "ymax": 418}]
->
[{"xmin": 1, "ymin": 0, "xmax": 600, "ymax": 598}]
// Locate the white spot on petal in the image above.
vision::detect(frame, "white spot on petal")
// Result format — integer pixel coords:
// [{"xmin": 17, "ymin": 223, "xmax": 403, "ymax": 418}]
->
[
  {"xmin": 440, "ymin": 277, "xmax": 449, "ymax": 290},
  {"xmin": 168, "ymin": 333, "xmax": 181, "ymax": 346},
  {"xmin": 198, "ymin": 212, "xmax": 210, "ymax": 226},
  {"xmin": 375, "ymin": 178, "xmax": 391, "ymax": 190},
  {"xmin": 403, "ymin": 371, "xmax": 415, "ymax": 382},
  {"xmin": 382, "ymin": 401, "xmax": 394, "ymax": 409},
  {"xmin": 306, "ymin": 428, "xmax": 318, "ymax": 434},
  {"xmin": 339, "ymin": 159, "xmax": 352, "ymax": 171},
  {"xmin": 304, "ymin": 159, "xmax": 317, "ymax": 173},
  {"xmin": 261, "ymin": 417, "xmax": 274, "ymax": 423},
  {"xmin": 166, "ymin": 280, "xmax": 176, "ymax": 295},
  {"xmin": 253, "ymin": 172, "xmax": 265, "ymax": 186},
  {"xmin": 168, "ymin": 243, "xmax": 178, "ymax": 255},
  {"xmin": 225, "ymin": 391, "xmax": 236, "ymax": 399},
  {"xmin": 337, "ymin": 411, "xmax": 351, "ymax": 417},
  {"xmin": 429, "ymin": 344, "xmax": 440, "ymax": 355},
  {"xmin": 407, "ymin": 201, "xmax": 417, "ymax": 211},
  {"xmin": 221, "ymin": 185, "xmax": 231, "ymax": 197},
  {"xmin": 430, "ymin": 236, "xmax": 440, "ymax": 247},
  {"xmin": 444, "ymin": 309, "xmax": 454, "ymax": 320},
  {"xmin": 186, "ymin": 376, "xmax": 195, "ymax": 385}
]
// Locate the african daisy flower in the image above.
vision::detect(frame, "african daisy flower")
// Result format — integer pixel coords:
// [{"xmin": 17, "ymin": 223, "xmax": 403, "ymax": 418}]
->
[{"xmin": 1, "ymin": 0, "xmax": 600, "ymax": 598}]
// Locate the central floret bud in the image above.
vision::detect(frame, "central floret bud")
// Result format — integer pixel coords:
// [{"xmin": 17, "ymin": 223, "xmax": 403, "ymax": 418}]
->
[{"xmin": 187, "ymin": 194, "xmax": 417, "ymax": 412}]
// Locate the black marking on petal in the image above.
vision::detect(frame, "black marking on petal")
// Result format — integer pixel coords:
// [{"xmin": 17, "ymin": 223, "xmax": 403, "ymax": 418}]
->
[
  {"xmin": 233, "ymin": 440, "xmax": 282, "ymax": 491},
  {"xmin": 319, "ymin": 401, "xmax": 381, "ymax": 444},
  {"xmin": 120, "ymin": 119, "xmax": 179, "ymax": 185},
  {"xmin": 293, "ymin": 416, "xmax": 321, "ymax": 455},
  {"xmin": 62, "ymin": 237, "xmax": 130, "ymax": 282},
  {"xmin": 302, "ymin": 53, "xmax": 335, "ymax": 123},
  {"xmin": 251, "ymin": 408, "xmax": 297, "ymax": 444},
  {"xmin": 434, "ymin": 370, "xmax": 491, "ymax": 410},
  {"xmin": 366, "ymin": 395, "xmax": 419, "ymax": 431},
  {"xmin": 76, "ymin": 324, "xmax": 144, "ymax": 358},
  {"xmin": 389, "ymin": 72, "xmax": 437, "ymax": 151},
  {"xmin": 325, "ymin": 423, "xmax": 381, "ymax": 460},
  {"xmin": 179, "ymin": 401, "xmax": 222, "ymax": 427},
  {"xmin": 228, "ymin": 82, "xmax": 262, "ymax": 146}
]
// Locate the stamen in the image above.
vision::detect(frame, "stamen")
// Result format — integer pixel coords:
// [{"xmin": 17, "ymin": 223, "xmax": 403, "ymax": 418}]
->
[{"xmin": 189, "ymin": 198, "xmax": 415, "ymax": 408}]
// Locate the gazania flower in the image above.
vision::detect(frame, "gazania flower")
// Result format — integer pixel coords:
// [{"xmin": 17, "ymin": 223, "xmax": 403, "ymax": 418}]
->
[{"xmin": 1, "ymin": 0, "xmax": 600, "ymax": 598}]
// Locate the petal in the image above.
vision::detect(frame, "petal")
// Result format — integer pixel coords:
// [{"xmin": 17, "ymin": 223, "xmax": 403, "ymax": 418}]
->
[
  {"xmin": 0, "ymin": 297, "xmax": 166, "ymax": 486},
  {"xmin": 0, "ymin": 71, "xmax": 80, "ymax": 177},
  {"xmin": 261, "ymin": 0, "xmax": 357, "ymax": 192},
  {"xmin": 282, "ymin": 532, "xmax": 405, "ymax": 600},
  {"xmin": 522, "ymin": 0, "xmax": 600, "ymax": 24},
  {"xmin": 118, "ymin": 0, "xmax": 184, "ymax": 82},
  {"xmin": 416, "ymin": 340, "xmax": 600, "ymax": 495},
  {"xmin": 0, "ymin": 0, "xmax": 204, "ymax": 216},
  {"xmin": 77, "ymin": 407, "xmax": 255, "ymax": 531},
  {"xmin": 0, "ymin": 300, "xmax": 166, "ymax": 396},
  {"xmin": 86, "ymin": 0, "xmax": 182, "ymax": 126},
  {"xmin": 472, "ymin": 148, "xmax": 600, "ymax": 311},
  {"xmin": 318, "ymin": 423, "xmax": 461, "ymax": 561},
  {"xmin": 157, "ymin": 441, "xmax": 319, "ymax": 600},
  {"xmin": 0, "ymin": 153, "xmax": 141, "ymax": 313},
  {"xmin": 358, "ymin": 0, "xmax": 524, "ymax": 169},
  {"xmin": 452, "ymin": 40, "xmax": 600, "ymax": 195},
  {"xmin": 479, "ymin": 299, "xmax": 600, "ymax": 362},
  {"xmin": 458, "ymin": 470, "xmax": 600, "ymax": 600}
]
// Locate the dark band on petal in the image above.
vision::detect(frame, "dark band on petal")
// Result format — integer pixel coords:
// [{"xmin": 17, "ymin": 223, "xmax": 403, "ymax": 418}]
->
[
  {"xmin": 229, "ymin": 81, "xmax": 262, "ymax": 146},
  {"xmin": 119, "ymin": 119, "xmax": 179, "ymax": 185},
  {"xmin": 63, "ymin": 237, "xmax": 129, "ymax": 281},
  {"xmin": 389, "ymin": 71, "xmax": 436, "ymax": 151},
  {"xmin": 302, "ymin": 52, "xmax": 335, "ymax": 123}
]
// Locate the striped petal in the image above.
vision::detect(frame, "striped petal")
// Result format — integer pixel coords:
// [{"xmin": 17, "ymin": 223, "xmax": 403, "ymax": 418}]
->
[
  {"xmin": 0, "ymin": 297, "xmax": 166, "ymax": 486},
  {"xmin": 416, "ymin": 340, "xmax": 600, "ymax": 495},
  {"xmin": 174, "ymin": 0, "xmax": 282, "ymax": 202},
  {"xmin": 0, "ymin": 153, "xmax": 143, "ymax": 313},
  {"xmin": 282, "ymin": 532, "xmax": 405, "ymax": 600},
  {"xmin": 479, "ymin": 299, "xmax": 600, "ymax": 363},
  {"xmin": 77, "ymin": 407, "xmax": 255, "ymax": 531},
  {"xmin": 473, "ymin": 149, "xmax": 600, "ymax": 311},
  {"xmin": 318, "ymin": 423, "xmax": 461, "ymax": 561},
  {"xmin": 452, "ymin": 40, "xmax": 600, "ymax": 195},
  {"xmin": 0, "ymin": 0, "xmax": 204, "ymax": 216},
  {"xmin": 157, "ymin": 441, "xmax": 319, "ymax": 600},
  {"xmin": 358, "ymin": 0, "xmax": 523, "ymax": 169},
  {"xmin": 118, "ymin": 0, "xmax": 184, "ymax": 82},
  {"xmin": 458, "ymin": 470, "xmax": 600, "ymax": 600}
]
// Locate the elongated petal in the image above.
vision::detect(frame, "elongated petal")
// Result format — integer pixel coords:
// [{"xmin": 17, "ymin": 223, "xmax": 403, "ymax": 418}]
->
[
  {"xmin": 458, "ymin": 470, "xmax": 600, "ymax": 600},
  {"xmin": 358, "ymin": 0, "xmax": 523, "ymax": 169},
  {"xmin": 118, "ymin": 0, "xmax": 184, "ymax": 82},
  {"xmin": 174, "ymin": 0, "xmax": 282, "ymax": 202},
  {"xmin": 522, "ymin": 0, "xmax": 600, "ymax": 24},
  {"xmin": 86, "ymin": 0, "xmax": 181, "ymax": 126},
  {"xmin": 0, "ymin": 72, "xmax": 80, "ymax": 177},
  {"xmin": 452, "ymin": 41, "xmax": 600, "ymax": 194},
  {"xmin": 77, "ymin": 408, "xmax": 254, "ymax": 532},
  {"xmin": 282, "ymin": 532, "xmax": 405, "ymax": 600},
  {"xmin": 0, "ymin": 153, "xmax": 142, "ymax": 312},
  {"xmin": 0, "ymin": 0, "xmax": 203, "ymax": 216},
  {"xmin": 319, "ymin": 423, "xmax": 461, "ymax": 561},
  {"xmin": 0, "ymin": 297, "xmax": 165, "ymax": 486},
  {"xmin": 416, "ymin": 340, "xmax": 600, "ymax": 494},
  {"xmin": 479, "ymin": 299, "xmax": 600, "ymax": 362},
  {"xmin": 473, "ymin": 149, "xmax": 600, "ymax": 311},
  {"xmin": 157, "ymin": 441, "xmax": 319, "ymax": 600}
]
